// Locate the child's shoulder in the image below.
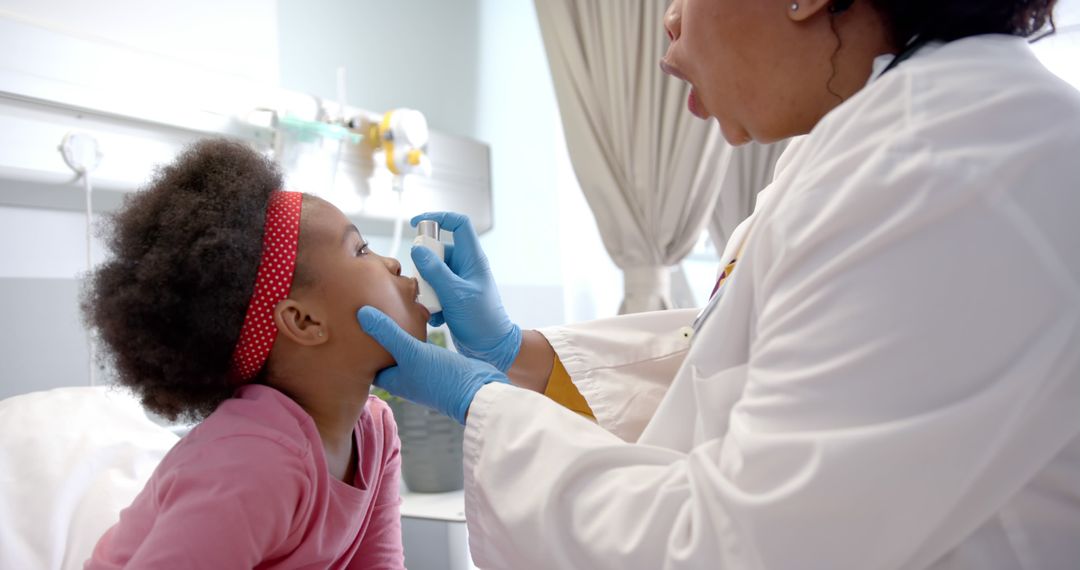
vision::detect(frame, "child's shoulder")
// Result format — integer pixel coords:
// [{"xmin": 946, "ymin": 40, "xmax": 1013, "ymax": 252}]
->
[
  {"xmin": 365, "ymin": 394, "xmax": 391, "ymax": 415},
  {"xmin": 364, "ymin": 395, "xmax": 396, "ymax": 431},
  {"xmin": 184, "ymin": 385, "xmax": 319, "ymax": 459},
  {"xmin": 362, "ymin": 396, "xmax": 401, "ymax": 455}
]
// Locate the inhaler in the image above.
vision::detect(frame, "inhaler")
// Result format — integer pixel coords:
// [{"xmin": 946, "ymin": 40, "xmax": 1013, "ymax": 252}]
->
[{"xmin": 414, "ymin": 220, "xmax": 443, "ymax": 313}]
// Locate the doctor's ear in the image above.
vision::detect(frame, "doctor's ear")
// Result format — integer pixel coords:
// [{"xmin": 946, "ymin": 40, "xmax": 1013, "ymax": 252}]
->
[
  {"xmin": 274, "ymin": 299, "xmax": 328, "ymax": 346},
  {"xmin": 787, "ymin": 0, "xmax": 837, "ymax": 21}
]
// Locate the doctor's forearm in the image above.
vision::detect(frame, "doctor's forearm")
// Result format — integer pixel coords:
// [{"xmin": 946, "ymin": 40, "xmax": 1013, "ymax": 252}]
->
[{"xmin": 506, "ymin": 330, "xmax": 555, "ymax": 393}]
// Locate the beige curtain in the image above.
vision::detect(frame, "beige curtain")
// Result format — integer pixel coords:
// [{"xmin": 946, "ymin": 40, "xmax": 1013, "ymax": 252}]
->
[
  {"xmin": 534, "ymin": 0, "xmax": 729, "ymax": 313},
  {"xmin": 707, "ymin": 140, "xmax": 790, "ymax": 256}
]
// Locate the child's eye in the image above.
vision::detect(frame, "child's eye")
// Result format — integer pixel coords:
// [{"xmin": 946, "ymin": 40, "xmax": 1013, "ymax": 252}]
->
[{"xmin": 356, "ymin": 242, "xmax": 370, "ymax": 257}]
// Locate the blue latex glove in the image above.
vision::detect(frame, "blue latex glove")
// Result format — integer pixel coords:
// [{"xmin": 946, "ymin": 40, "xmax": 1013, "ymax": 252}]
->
[
  {"xmin": 410, "ymin": 212, "xmax": 522, "ymax": 372},
  {"xmin": 358, "ymin": 306, "xmax": 508, "ymax": 424}
]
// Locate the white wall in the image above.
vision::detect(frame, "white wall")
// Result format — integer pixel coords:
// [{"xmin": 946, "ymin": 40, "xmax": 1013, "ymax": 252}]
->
[
  {"xmin": 277, "ymin": 0, "xmax": 481, "ymax": 139},
  {"xmin": 1032, "ymin": 0, "xmax": 1080, "ymax": 88},
  {"xmin": 472, "ymin": 0, "xmax": 573, "ymax": 328},
  {"xmin": 0, "ymin": 207, "xmax": 107, "ymax": 279},
  {"xmin": 0, "ymin": 0, "xmax": 279, "ymax": 85}
]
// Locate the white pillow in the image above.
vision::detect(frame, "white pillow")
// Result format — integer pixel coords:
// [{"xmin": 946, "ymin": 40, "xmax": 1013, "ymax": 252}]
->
[{"xmin": 0, "ymin": 386, "xmax": 178, "ymax": 570}]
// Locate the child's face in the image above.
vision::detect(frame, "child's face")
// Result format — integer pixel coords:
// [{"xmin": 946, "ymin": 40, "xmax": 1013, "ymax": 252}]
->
[{"xmin": 293, "ymin": 198, "xmax": 428, "ymax": 372}]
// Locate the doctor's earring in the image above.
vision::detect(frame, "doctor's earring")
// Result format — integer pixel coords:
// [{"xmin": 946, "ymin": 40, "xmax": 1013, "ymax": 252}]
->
[{"xmin": 790, "ymin": 2, "xmax": 799, "ymax": 11}]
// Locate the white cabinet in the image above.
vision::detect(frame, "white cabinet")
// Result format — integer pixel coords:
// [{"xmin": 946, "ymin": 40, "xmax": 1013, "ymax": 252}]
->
[{"xmin": 400, "ymin": 488, "xmax": 477, "ymax": 570}]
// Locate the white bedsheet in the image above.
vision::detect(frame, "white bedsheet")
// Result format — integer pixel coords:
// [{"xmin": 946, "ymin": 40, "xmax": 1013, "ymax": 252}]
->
[{"xmin": 0, "ymin": 386, "xmax": 178, "ymax": 570}]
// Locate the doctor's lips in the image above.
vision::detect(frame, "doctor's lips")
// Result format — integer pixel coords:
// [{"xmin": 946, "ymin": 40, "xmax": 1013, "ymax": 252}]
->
[
  {"xmin": 660, "ymin": 60, "xmax": 707, "ymax": 119},
  {"xmin": 659, "ymin": 59, "xmax": 686, "ymax": 82}
]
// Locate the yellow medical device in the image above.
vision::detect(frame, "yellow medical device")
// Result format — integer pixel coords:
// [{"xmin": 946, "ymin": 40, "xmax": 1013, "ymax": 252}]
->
[{"xmin": 368, "ymin": 108, "xmax": 432, "ymax": 177}]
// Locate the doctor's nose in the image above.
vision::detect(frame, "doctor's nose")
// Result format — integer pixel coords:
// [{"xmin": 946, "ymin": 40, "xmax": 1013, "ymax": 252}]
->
[
  {"xmin": 664, "ymin": 0, "xmax": 683, "ymax": 42},
  {"xmin": 382, "ymin": 255, "xmax": 402, "ymax": 276}
]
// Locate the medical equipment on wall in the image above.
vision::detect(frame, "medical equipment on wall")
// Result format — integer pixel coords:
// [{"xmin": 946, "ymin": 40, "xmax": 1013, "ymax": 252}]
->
[
  {"xmin": 270, "ymin": 113, "xmax": 361, "ymax": 200},
  {"xmin": 366, "ymin": 108, "xmax": 433, "ymax": 178},
  {"xmin": 263, "ymin": 104, "xmax": 433, "ymax": 257},
  {"xmin": 58, "ymin": 132, "xmax": 102, "ymax": 387},
  {"xmin": 413, "ymin": 220, "xmax": 443, "ymax": 313},
  {"xmin": 360, "ymin": 108, "xmax": 433, "ymax": 257}
]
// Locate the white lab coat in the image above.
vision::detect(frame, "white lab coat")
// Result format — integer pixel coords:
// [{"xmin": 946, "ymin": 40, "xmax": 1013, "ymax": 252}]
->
[{"xmin": 462, "ymin": 35, "xmax": 1080, "ymax": 569}]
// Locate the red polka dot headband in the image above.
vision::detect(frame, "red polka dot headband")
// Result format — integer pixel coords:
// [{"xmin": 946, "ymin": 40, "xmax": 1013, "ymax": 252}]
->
[{"xmin": 228, "ymin": 191, "xmax": 303, "ymax": 382}]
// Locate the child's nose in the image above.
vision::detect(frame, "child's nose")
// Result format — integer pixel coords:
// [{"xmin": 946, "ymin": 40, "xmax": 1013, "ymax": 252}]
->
[{"xmin": 383, "ymin": 255, "xmax": 402, "ymax": 276}]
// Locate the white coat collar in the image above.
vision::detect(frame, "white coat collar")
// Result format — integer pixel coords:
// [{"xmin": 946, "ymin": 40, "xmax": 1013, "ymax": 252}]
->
[{"xmin": 868, "ymin": 40, "xmax": 946, "ymax": 84}]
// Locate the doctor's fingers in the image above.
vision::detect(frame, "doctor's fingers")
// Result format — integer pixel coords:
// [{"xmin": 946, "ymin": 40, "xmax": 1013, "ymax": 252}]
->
[
  {"xmin": 412, "ymin": 246, "xmax": 470, "ymax": 295},
  {"xmin": 357, "ymin": 306, "xmax": 423, "ymax": 362},
  {"xmin": 427, "ymin": 312, "xmax": 446, "ymax": 328},
  {"xmin": 411, "ymin": 211, "xmax": 468, "ymax": 230},
  {"xmin": 410, "ymin": 212, "xmax": 483, "ymax": 259},
  {"xmin": 372, "ymin": 365, "xmax": 404, "ymax": 393},
  {"xmin": 441, "ymin": 244, "xmax": 493, "ymax": 283},
  {"xmin": 373, "ymin": 366, "xmax": 429, "ymax": 408}
]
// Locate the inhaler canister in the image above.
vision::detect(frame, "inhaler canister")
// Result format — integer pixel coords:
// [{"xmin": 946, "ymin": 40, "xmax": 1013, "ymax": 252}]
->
[{"xmin": 413, "ymin": 220, "xmax": 443, "ymax": 313}]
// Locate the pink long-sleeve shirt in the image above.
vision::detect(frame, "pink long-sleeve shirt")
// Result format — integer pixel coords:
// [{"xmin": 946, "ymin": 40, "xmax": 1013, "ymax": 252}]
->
[{"xmin": 86, "ymin": 384, "xmax": 404, "ymax": 569}]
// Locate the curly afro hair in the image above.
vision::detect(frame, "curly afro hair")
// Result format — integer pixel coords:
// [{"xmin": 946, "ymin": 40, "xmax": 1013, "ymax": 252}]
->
[
  {"xmin": 867, "ymin": 0, "xmax": 1058, "ymax": 48},
  {"xmin": 84, "ymin": 138, "xmax": 287, "ymax": 422}
]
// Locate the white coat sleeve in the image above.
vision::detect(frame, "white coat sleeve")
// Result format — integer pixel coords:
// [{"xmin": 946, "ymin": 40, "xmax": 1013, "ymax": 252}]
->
[
  {"xmin": 462, "ymin": 168, "xmax": 1080, "ymax": 568},
  {"xmin": 539, "ymin": 308, "xmax": 696, "ymax": 442}
]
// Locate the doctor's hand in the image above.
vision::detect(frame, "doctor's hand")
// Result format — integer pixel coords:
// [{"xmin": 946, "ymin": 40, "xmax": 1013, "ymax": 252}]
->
[
  {"xmin": 358, "ymin": 306, "xmax": 508, "ymax": 424},
  {"xmin": 410, "ymin": 212, "xmax": 522, "ymax": 372}
]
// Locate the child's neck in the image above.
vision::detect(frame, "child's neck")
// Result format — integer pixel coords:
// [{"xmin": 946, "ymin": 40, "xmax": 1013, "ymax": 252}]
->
[
  {"xmin": 301, "ymin": 385, "xmax": 370, "ymax": 446},
  {"xmin": 268, "ymin": 367, "xmax": 375, "ymax": 484},
  {"xmin": 304, "ymin": 390, "xmax": 366, "ymax": 485}
]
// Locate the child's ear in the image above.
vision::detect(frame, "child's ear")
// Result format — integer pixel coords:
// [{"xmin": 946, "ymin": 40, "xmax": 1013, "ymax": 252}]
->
[{"xmin": 274, "ymin": 299, "xmax": 328, "ymax": 347}]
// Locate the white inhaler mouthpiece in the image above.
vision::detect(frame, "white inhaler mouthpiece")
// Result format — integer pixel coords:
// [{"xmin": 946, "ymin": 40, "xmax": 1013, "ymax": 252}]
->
[{"xmin": 413, "ymin": 220, "xmax": 444, "ymax": 313}]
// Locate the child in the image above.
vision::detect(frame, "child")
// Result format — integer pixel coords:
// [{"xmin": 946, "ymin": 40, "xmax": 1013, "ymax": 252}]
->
[{"xmin": 83, "ymin": 139, "xmax": 424, "ymax": 568}]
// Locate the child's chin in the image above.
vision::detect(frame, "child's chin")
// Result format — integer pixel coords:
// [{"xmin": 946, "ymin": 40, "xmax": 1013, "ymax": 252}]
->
[{"xmin": 407, "ymin": 316, "xmax": 429, "ymax": 343}]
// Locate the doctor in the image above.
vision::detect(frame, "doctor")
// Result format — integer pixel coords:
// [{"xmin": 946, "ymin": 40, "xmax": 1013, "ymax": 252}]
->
[{"xmin": 359, "ymin": 0, "xmax": 1080, "ymax": 567}]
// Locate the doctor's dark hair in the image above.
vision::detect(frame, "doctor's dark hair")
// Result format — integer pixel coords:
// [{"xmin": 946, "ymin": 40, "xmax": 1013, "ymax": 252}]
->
[
  {"xmin": 83, "ymin": 138, "xmax": 302, "ymax": 422},
  {"xmin": 866, "ymin": 0, "xmax": 1058, "ymax": 48}
]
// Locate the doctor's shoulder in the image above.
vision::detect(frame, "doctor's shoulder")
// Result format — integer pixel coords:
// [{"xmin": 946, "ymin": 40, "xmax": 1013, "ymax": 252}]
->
[
  {"xmin": 910, "ymin": 36, "xmax": 1080, "ymax": 150},
  {"xmin": 751, "ymin": 35, "xmax": 1080, "ymax": 267},
  {"xmin": 794, "ymin": 34, "xmax": 1080, "ymax": 191}
]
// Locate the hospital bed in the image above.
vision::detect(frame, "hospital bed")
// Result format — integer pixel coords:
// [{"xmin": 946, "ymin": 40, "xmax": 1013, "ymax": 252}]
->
[{"xmin": 0, "ymin": 386, "xmax": 179, "ymax": 569}]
